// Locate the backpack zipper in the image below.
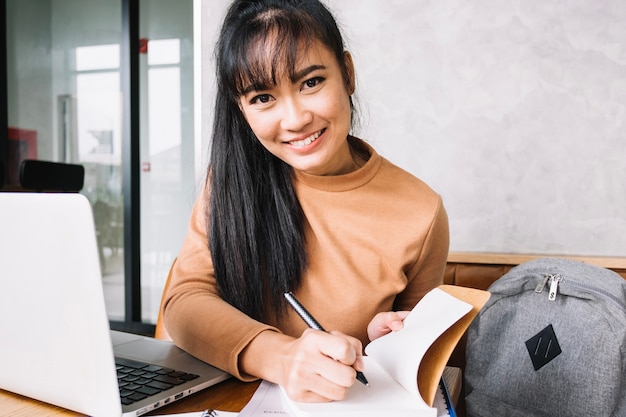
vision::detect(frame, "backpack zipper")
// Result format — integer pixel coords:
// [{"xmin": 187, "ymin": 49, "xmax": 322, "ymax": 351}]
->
[
  {"xmin": 562, "ymin": 278, "xmax": 626, "ymax": 312},
  {"xmin": 534, "ymin": 273, "xmax": 565, "ymax": 301},
  {"xmin": 548, "ymin": 275, "xmax": 562, "ymax": 301},
  {"xmin": 535, "ymin": 274, "xmax": 559, "ymax": 297},
  {"xmin": 535, "ymin": 273, "xmax": 626, "ymax": 311}
]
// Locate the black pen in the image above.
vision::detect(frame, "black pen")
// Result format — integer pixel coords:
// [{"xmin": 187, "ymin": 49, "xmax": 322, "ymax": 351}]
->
[{"xmin": 284, "ymin": 292, "xmax": 370, "ymax": 387}]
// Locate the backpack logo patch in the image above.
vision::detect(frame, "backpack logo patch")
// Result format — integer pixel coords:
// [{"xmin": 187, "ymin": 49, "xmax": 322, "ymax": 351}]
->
[{"xmin": 525, "ymin": 324, "xmax": 562, "ymax": 371}]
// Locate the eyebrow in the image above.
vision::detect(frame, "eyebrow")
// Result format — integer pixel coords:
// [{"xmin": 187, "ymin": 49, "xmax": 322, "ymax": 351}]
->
[
  {"xmin": 292, "ymin": 64, "xmax": 326, "ymax": 82},
  {"xmin": 240, "ymin": 64, "xmax": 327, "ymax": 96}
]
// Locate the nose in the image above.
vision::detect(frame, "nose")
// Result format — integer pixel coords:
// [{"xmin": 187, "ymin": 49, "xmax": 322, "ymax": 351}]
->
[{"xmin": 280, "ymin": 97, "xmax": 313, "ymax": 131}]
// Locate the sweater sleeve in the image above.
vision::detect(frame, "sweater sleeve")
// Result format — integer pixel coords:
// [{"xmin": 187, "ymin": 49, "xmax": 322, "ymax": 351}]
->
[
  {"xmin": 161, "ymin": 186, "xmax": 280, "ymax": 380},
  {"xmin": 393, "ymin": 195, "xmax": 450, "ymax": 311}
]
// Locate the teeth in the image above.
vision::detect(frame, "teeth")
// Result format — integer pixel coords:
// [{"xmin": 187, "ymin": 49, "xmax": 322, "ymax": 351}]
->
[{"xmin": 289, "ymin": 130, "xmax": 323, "ymax": 147}]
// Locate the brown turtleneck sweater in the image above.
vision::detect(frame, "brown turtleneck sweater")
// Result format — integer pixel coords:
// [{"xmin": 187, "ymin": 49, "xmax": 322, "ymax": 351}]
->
[{"xmin": 162, "ymin": 138, "xmax": 449, "ymax": 380}]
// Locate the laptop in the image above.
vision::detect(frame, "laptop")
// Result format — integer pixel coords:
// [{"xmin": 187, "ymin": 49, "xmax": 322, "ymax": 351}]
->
[{"xmin": 0, "ymin": 192, "xmax": 230, "ymax": 417}]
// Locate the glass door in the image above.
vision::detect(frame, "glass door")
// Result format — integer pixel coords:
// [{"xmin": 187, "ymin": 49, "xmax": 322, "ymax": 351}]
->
[
  {"xmin": 6, "ymin": 0, "xmax": 202, "ymax": 326},
  {"xmin": 6, "ymin": 0, "xmax": 126, "ymax": 320}
]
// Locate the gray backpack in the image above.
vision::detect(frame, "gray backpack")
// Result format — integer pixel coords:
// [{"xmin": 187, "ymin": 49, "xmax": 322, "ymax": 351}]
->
[{"xmin": 465, "ymin": 258, "xmax": 626, "ymax": 417}]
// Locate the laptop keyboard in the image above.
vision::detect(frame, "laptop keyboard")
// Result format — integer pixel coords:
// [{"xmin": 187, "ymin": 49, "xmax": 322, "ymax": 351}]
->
[{"xmin": 116, "ymin": 357, "xmax": 200, "ymax": 405}]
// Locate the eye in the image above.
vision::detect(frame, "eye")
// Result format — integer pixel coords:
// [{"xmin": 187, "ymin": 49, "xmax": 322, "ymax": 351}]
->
[
  {"xmin": 249, "ymin": 93, "xmax": 274, "ymax": 105},
  {"xmin": 302, "ymin": 77, "xmax": 324, "ymax": 91}
]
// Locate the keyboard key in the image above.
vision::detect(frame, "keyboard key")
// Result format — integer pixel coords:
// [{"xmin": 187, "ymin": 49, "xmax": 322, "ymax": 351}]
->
[
  {"xmin": 120, "ymin": 389, "xmax": 135, "ymax": 398},
  {"xmin": 147, "ymin": 380, "xmax": 173, "ymax": 391},
  {"xmin": 115, "ymin": 356, "xmax": 196, "ymax": 407},
  {"xmin": 121, "ymin": 397, "xmax": 135, "ymax": 405},
  {"xmin": 124, "ymin": 383, "xmax": 142, "ymax": 391},
  {"xmin": 127, "ymin": 392, "xmax": 148, "ymax": 402},
  {"xmin": 137, "ymin": 386, "xmax": 162, "ymax": 396},
  {"xmin": 154, "ymin": 375, "xmax": 185, "ymax": 385},
  {"xmin": 179, "ymin": 373, "xmax": 200, "ymax": 381},
  {"xmin": 143, "ymin": 365, "xmax": 164, "ymax": 373},
  {"xmin": 135, "ymin": 377, "xmax": 152, "ymax": 385}
]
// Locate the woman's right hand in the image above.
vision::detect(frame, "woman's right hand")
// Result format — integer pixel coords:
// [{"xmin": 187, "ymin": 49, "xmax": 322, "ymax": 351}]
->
[{"xmin": 240, "ymin": 328, "xmax": 364, "ymax": 402}]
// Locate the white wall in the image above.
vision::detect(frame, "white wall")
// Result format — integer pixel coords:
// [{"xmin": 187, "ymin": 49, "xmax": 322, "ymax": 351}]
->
[
  {"xmin": 201, "ymin": 1, "xmax": 626, "ymax": 257},
  {"xmin": 7, "ymin": 0, "xmax": 54, "ymax": 155}
]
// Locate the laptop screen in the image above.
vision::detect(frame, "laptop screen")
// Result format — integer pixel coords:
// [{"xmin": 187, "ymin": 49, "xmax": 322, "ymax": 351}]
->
[{"xmin": 0, "ymin": 193, "xmax": 122, "ymax": 416}]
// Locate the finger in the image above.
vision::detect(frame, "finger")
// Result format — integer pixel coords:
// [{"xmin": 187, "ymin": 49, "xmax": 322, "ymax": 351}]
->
[
  {"xmin": 387, "ymin": 310, "xmax": 410, "ymax": 331},
  {"xmin": 295, "ymin": 330, "xmax": 358, "ymax": 388},
  {"xmin": 324, "ymin": 331, "xmax": 365, "ymax": 381},
  {"xmin": 326, "ymin": 330, "xmax": 362, "ymax": 367},
  {"xmin": 344, "ymin": 333, "xmax": 365, "ymax": 372},
  {"xmin": 285, "ymin": 372, "xmax": 350, "ymax": 402},
  {"xmin": 378, "ymin": 311, "xmax": 409, "ymax": 331},
  {"xmin": 367, "ymin": 310, "xmax": 411, "ymax": 341},
  {"xmin": 394, "ymin": 310, "xmax": 410, "ymax": 320},
  {"xmin": 316, "ymin": 353, "xmax": 358, "ymax": 389}
]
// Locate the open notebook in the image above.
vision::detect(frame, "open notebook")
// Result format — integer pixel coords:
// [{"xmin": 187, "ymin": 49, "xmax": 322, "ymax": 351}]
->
[
  {"xmin": 281, "ymin": 286, "xmax": 490, "ymax": 417},
  {"xmin": 237, "ymin": 369, "xmax": 458, "ymax": 417},
  {"xmin": 0, "ymin": 193, "xmax": 229, "ymax": 417}
]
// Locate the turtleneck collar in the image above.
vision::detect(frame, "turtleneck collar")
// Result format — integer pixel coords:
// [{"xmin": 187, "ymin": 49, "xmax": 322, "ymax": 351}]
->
[{"xmin": 293, "ymin": 137, "xmax": 381, "ymax": 192}]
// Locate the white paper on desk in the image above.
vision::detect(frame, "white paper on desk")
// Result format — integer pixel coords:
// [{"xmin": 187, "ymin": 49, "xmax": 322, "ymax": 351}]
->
[{"xmin": 238, "ymin": 380, "xmax": 294, "ymax": 416}]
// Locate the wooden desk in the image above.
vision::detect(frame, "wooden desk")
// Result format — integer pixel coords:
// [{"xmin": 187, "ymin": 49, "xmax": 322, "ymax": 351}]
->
[
  {"xmin": 0, "ymin": 378, "xmax": 257, "ymax": 417},
  {"xmin": 0, "ymin": 368, "xmax": 461, "ymax": 416}
]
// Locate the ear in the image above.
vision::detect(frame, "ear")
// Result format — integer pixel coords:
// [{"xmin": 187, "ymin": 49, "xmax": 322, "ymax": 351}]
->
[
  {"xmin": 343, "ymin": 51, "xmax": 356, "ymax": 95},
  {"xmin": 237, "ymin": 98, "xmax": 248, "ymax": 120}
]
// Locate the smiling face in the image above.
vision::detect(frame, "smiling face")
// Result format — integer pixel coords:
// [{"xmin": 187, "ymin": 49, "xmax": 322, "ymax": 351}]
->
[{"xmin": 238, "ymin": 41, "xmax": 356, "ymax": 176}]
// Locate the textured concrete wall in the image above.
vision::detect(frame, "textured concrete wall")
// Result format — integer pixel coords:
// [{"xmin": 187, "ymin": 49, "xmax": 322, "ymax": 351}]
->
[{"xmin": 203, "ymin": 1, "xmax": 626, "ymax": 256}]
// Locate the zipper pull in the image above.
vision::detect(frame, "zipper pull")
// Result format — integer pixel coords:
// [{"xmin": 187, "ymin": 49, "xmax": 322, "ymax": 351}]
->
[
  {"xmin": 535, "ymin": 274, "xmax": 551, "ymax": 293},
  {"xmin": 548, "ymin": 274, "xmax": 562, "ymax": 301}
]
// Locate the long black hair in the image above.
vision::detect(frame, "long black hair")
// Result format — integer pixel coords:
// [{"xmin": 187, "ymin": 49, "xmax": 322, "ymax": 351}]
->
[{"xmin": 208, "ymin": 0, "xmax": 353, "ymax": 322}]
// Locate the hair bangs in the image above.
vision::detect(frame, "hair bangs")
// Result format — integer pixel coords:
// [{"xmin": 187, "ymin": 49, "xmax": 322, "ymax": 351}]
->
[{"xmin": 227, "ymin": 9, "xmax": 319, "ymax": 98}]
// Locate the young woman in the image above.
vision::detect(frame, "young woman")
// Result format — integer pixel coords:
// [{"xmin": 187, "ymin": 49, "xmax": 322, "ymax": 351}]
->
[{"xmin": 162, "ymin": 0, "xmax": 449, "ymax": 403}]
